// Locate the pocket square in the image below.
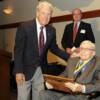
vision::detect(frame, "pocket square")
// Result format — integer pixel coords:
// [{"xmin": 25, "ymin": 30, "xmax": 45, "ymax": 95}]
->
[{"xmin": 80, "ymin": 29, "xmax": 86, "ymax": 34}]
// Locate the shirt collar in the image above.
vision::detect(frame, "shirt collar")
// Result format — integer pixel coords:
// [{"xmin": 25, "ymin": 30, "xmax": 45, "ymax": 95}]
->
[
  {"xmin": 36, "ymin": 18, "xmax": 41, "ymax": 29},
  {"xmin": 80, "ymin": 56, "xmax": 94, "ymax": 64},
  {"xmin": 74, "ymin": 21, "xmax": 80, "ymax": 28}
]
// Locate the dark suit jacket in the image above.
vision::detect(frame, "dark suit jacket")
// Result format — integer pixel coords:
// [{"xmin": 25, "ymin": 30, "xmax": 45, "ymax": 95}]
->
[
  {"xmin": 61, "ymin": 56, "xmax": 100, "ymax": 94},
  {"xmin": 14, "ymin": 19, "xmax": 69, "ymax": 81},
  {"xmin": 61, "ymin": 21, "xmax": 95, "ymax": 50}
]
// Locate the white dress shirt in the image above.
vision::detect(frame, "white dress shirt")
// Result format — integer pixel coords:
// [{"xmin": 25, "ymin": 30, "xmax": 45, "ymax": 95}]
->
[{"xmin": 36, "ymin": 18, "xmax": 46, "ymax": 46}]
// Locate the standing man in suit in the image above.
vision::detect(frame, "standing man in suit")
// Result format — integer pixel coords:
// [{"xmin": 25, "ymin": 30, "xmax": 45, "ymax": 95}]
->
[
  {"xmin": 61, "ymin": 8, "xmax": 95, "ymax": 55},
  {"xmin": 13, "ymin": 1, "xmax": 69, "ymax": 100},
  {"xmin": 40, "ymin": 40, "xmax": 100, "ymax": 100}
]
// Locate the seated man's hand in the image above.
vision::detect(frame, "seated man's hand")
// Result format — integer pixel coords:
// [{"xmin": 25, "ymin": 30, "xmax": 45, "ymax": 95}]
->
[
  {"xmin": 65, "ymin": 82, "xmax": 76, "ymax": 92},
  {"xmin": 70, "ymin": 52, "xmax": 80, "ymax": 58},
  {"xmin": 65, "ymin": 82, "xmax": 85, "ymax": 93},
  {"xmin": 74, "ymin": 83, "xmax": 85, "ymax": 93},
  {"xmin": 45, "ymin": 81, "xmax": 53, "ymax": 89},
  {"xmin": 70, "ymin": 47, "xmax": 80, "ymax": 58}
]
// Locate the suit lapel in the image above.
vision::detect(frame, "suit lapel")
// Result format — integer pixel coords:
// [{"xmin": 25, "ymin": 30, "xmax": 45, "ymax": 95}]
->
[
  {"xmin": 68, "ymin": 58, "xmax": 79, "ymax": 78},
  {"xmin": 77, "ymin": 57, "xmax": 96, "ymax": 83},
  {"xmin": 71, "ymin": 23, "xmax": 75, "ymax": 43},
  {"xmin": 81, "ymin": 57, "xmax": 96, "ymax": 77},
  {"xmin": 77, "ymin": 21, "xmax": 82, "ymax": 33},
  {"xmin": 74, "ymin": 21, "xmax": 82, "ymax": 43},
  {"xmin": 31, "ymin": 20, "xmax": 40, "ymax": 56},
  {"xmin": 43, "ymin": 26, "xmax": 51, "ymax": 49}
]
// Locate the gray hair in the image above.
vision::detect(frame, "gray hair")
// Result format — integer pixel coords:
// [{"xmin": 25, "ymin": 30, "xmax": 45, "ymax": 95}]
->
[
  {"xmin": 80, "ymin": 40, "xmax": 95, "ymax": 51},
  {"xmin": 36, "ymin": 1, "xmax": 53, "ymax": 13}
]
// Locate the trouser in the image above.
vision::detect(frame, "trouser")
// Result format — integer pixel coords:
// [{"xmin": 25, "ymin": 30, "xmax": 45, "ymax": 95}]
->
[
  {"xmin": 17, "ymin": 67, "xmax": 44, "ymax": 100},
  {"xmin": 40, "ymin": 90, "xmax": 64, "ymax": 100},
  {"xmin": 40, "ymin": 90, "xmax": 100, "ymax": 100}
]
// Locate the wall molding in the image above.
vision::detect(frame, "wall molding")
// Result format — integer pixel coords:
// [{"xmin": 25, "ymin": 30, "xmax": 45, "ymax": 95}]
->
[{"xmin": 0, "ymin": 9, "xmax": 100, "ymax": 29}]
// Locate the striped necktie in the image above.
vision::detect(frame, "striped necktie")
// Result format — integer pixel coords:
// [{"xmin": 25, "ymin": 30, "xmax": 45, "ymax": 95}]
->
[
  {"xmin": 39, "ymin": 26, "xmax": 44, "ymax": 55},
  {"xmin": 73, "ymin": 23, "xmax": 78, "ymax": 41}
]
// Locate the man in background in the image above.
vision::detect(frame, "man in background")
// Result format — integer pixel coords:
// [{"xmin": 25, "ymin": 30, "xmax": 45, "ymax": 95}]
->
[{"xmin": 61, "ymin": 8, "xmax": 95, "ymax": 55}]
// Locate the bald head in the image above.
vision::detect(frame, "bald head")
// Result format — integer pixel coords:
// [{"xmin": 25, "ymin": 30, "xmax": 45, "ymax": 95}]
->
[{"xmin": 72, "ymin": 8, "xmax": 82, "ymax": 14}]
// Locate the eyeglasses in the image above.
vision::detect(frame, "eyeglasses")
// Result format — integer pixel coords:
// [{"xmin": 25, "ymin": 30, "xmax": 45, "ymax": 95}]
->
[{"xmin": 80, "ymin": 47, "xmax": 95, "ymax": 51}]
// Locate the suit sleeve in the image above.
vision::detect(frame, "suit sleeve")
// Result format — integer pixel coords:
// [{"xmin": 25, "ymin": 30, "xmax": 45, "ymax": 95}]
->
[
  {"xmin": 85, "ymin": 64, "xmax": 100, "ymax": 93},
  {"xmin": 49, "ymin": 27, "xmax": 69, "ymax": 61},
  {"xmin": 61, "ymin": 25, "xmax": 70, "ymax": 50},
  {"xmin": 61, "ymin": 25, "xmax": 68, "ymax": 49},
  {"xmin": 86, "ymin": 24, "xmax": 95, "ymax": 43},
  {"xmin": 13, "ymin": 24, "xmax": 26, "ymax": 75}
]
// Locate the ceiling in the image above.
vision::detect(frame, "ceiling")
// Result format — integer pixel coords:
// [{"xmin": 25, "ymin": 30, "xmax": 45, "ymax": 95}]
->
[{"xmin": 47, "ymin": 0, "xmax": 94, "ymax": 11}]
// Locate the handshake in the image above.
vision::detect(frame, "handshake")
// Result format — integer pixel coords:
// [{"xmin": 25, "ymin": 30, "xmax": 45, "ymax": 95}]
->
[{"xmin": 66, "ymin": 47, "xmax": 80, "ymax": 58}]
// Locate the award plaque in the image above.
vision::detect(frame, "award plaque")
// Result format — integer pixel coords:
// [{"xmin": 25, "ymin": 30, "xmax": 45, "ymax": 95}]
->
[{"xmin": 44, "ymin": 74, "xmax": 74, "ymax": 93}]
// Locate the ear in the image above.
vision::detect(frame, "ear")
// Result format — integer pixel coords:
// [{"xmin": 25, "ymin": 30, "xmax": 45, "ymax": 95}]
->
[
  {"xmin": 36, "ymin": 11, "xmax": 38, "ymax": 17},
  {"xmin": 92, "ymin": 51, "xmax": 96, "ymax": 56},
  {"xmin": 81, "ymin": 13, "xmax": 82, "ymax": 17}
]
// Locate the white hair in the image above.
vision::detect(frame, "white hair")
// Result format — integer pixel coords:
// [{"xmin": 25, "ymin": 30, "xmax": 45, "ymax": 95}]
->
[
  {"xmin": 80, "ymin": 40, "xmax": 95, "ymax": 51},
  {"xmin": 36, "ymin": 1, "xmax": 53, "ymax": 13}
]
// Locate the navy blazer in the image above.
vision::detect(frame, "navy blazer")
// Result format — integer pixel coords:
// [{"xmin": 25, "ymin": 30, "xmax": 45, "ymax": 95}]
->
[
  {"xmin": 61, "ymin": 21, "xmax": 95, "ymax": 50},
  {"xmin": 14, "ymin": 19, "xmax": 69, "ymax": 81}
]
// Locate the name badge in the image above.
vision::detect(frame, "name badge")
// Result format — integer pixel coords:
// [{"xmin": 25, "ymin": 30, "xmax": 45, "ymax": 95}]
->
[{"xmin": 80, "ymin": 29, "xmax": 86, "ymax": 34}]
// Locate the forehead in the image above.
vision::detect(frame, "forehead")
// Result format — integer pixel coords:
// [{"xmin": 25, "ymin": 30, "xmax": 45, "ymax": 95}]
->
[
  {"xmin": 80, "ymin": 43, "xmax": 92, "ymax": 49},
  {"xmin": 73, "ymin": 9, "xmax": 81, "ymax": 14},
  {"xmin": 80, "ymin": 47, "xmax": 92, "ymax": 54},
  {"xmin": 80, "ymin": 45, "xmax": 93, "ymax": 53}
]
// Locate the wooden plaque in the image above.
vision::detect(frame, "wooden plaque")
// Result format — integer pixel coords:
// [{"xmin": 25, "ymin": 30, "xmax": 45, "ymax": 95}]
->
[{"xmin": 43, "ymin": 74, "xmax": 74, "ymax": 93}]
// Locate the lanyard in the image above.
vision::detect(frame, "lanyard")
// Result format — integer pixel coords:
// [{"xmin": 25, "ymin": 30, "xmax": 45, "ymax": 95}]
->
[{"xmin": 74, "ymin": 57, "xmax": 94, "ymax": 74}]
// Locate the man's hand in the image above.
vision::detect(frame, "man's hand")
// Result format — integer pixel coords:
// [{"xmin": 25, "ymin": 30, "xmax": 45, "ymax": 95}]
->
[
  {"xmin": 66, "ymin": 48, "xmax": 72, "ymax": 54},
  {"xmin": 65, "ymin": 82, "xmax": 85, "ymax": 93},
  {"xmin": 71, "ymin": 47, "xmax": 76, "ymax": 52},
  {"xmin": 16, "ymin": 73, "xmax": 25, "ymax": 85},
  {"xmin": 45, "ymin": 81, "xmax": 53, "ymax": 89},
  {"xmin": 71, "ymin": 52, "xmax": 80, "ymax": 58},
  {"xmin": 70, "ymin": 47, "xmax": 80, "ymax": 58}
]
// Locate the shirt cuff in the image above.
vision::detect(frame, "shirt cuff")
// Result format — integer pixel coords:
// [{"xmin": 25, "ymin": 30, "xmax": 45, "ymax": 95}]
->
[{"xmin": 82, "ymin": 85, "xmax": 86, "ymax": 93}]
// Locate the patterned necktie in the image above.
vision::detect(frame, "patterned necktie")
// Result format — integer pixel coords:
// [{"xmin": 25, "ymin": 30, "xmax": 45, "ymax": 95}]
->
[
  {"xmin": 75, "ymin": 61, "xmax": 83, "ymax": 70},
  {"xmin": 73, "ymin": 23, "xmax": 78, "ymax": 41},
  {"xmin": 39, "ymin": 26, "xmax": 44, "ymax": 55},
  {"xmin": 74, "ymin": 61, "xmax": 83, "ymax": 79}
]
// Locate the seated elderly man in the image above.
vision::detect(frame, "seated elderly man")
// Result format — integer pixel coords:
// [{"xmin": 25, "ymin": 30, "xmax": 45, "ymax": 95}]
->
[{"xmin": 40, "ymin": 40, "xmax": 100, "ymax": 100}]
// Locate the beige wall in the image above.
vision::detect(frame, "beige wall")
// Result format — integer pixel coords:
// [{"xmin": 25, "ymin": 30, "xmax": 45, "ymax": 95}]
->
[
  {"xmin": 0, "ymin": 0, "xmax": 38, "ymax": 53},
  {"xmin": 0, "ymin": 0, "xmax": 38, "ymax": 25}
]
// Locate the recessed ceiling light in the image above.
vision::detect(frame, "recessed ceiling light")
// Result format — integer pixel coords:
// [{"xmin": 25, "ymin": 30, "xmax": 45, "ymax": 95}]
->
[{"xmin": 3, "ymin": 7, "xmax": 13, "ymax": 15}]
